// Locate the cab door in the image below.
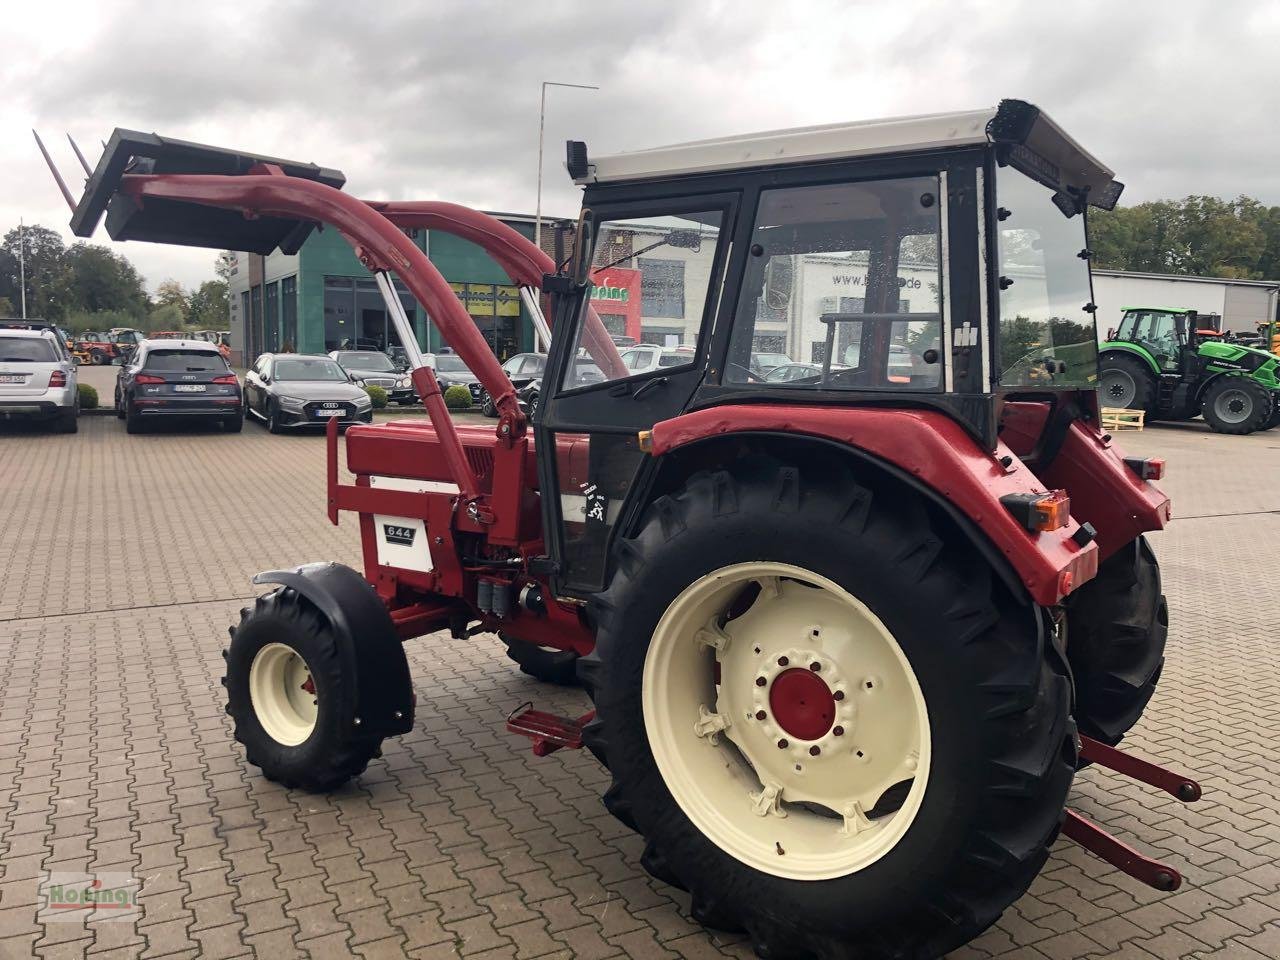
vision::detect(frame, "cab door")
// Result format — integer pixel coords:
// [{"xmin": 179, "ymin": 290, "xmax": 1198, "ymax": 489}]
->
[{"xmin": 536, "ymin": 195, "xmax": 737, "ymax": 598}]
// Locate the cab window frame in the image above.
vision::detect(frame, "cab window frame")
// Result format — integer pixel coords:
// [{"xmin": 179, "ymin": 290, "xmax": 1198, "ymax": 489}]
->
[{"xmin": 548, "ymin": 192, "xmax": 739, "ymax": 401}]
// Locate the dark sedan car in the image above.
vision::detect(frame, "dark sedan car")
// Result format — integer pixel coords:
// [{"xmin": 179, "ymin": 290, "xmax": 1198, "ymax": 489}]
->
[
  {"xmin": 432, "ymin": 353, "xmax": 484, "ymax": 405},
  {"xmin": 480, "ymin": 352, "xmax": 546, "ymax": 416},
  {"xmin": 115, "ymin": 340, "xmax": 243, "ymax": 434},
  {"xmin": 244, "ymin": 354, "xmax": 374, "ymax": 433},
  {"xmin": 330, "ymin": 350, "xmax": 416, "ymax": 404}
]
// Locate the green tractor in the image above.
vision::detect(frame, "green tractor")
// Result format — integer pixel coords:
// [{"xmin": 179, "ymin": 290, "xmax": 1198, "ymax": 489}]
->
[{"xmin": 1099, "ymin": 307, "xmax": 1280, "ymax": 434}]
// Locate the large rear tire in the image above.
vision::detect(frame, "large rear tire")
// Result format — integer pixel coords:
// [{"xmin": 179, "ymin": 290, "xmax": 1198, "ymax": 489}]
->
[
  {"xmin": 1065, "ymin": 536, "xmax": 1166, "ymax": 746},
  {"xmin": 1098, "ymin": 354, "xmax": 1155, "ymax": 411},
  {"xmin": 579, "ymin": 460, "xmax": 1075, "ymax": 959},
  {"xmin": 1202, "ymin": 376, "xmax": 1271, "ymax": 434},
  {"xmin": 223, "ymin": 589, "xmax": 384, "ymax": 792}
]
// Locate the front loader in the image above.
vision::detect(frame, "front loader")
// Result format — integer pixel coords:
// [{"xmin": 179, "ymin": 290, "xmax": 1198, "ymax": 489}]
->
[{"xmin": 44, "ymin": 101, "xmax": 1199, "ymax": 960}]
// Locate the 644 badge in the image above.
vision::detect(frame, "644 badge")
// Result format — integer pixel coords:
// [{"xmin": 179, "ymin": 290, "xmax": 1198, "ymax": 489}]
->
[{"xmin": 383, "ymin": 524, "xmax": 416, "ymax": 546}]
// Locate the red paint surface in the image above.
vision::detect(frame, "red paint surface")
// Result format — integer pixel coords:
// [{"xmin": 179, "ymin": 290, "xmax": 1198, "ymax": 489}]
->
[
  {"xmin": 647, "ymin": 405, "xmax": 1101, "ymax": 606},
  {"xmin": 769, "ymin": 669, "xmax": 836, "ymax": 741}
]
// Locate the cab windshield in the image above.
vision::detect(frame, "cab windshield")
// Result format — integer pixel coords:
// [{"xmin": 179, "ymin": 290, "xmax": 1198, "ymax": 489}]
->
[{"xmin": 996, "ymin": 167, "xmax": 1098, "ymax": 389}]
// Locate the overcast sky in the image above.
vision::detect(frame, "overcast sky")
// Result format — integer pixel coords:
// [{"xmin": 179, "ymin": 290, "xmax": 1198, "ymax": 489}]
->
[{"xmin": 3, "ymin": 0, "xmax": 1278, "ymax": 292}]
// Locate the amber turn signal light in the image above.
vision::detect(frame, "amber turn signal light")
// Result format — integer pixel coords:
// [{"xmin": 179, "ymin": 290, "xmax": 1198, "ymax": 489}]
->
[
  {"xmin": 1123, "ymin": 456, "xmax": 1165, "ymax": 481},
  {"xmin": 1000, "ymin": 490, "xmax": 1071, "ymax": 533}
]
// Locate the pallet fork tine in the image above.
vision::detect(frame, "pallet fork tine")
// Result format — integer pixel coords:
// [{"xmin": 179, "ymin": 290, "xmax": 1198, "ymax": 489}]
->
[
  {"xmin": 32, "ymin": 130, "xmax": 76, "ymax": 212},
  {"xmin": 67, "ymin": 134, "xmax": 93, "ymax": 177}
]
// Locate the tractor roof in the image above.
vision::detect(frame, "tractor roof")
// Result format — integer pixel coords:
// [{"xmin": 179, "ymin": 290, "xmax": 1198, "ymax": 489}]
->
[
  {"xmin": 572, "ymin": 100, "xmax": 1120, "ymax": 206},
  {"xmin": 1122, "ymin": 307, "xmax": 1197, "ymax": 314}
]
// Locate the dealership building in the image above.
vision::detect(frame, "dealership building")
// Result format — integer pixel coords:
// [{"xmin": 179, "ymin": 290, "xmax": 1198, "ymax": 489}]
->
[{"xmin": 225, "ymin": 213, "xmax": 555, "ymax": 367}]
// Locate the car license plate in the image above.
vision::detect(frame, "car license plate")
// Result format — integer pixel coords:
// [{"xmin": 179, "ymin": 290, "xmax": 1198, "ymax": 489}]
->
[
  {"xmin": 314, "ymin": 408, "xmax": 344, "ymax": 417},
  {"xmin": 0, "ymin": 374, "xmax": 27, "ymax": 384},
  {"xmin": 173, "ymin": 384, "xmax": 206, "ymax": 393}
]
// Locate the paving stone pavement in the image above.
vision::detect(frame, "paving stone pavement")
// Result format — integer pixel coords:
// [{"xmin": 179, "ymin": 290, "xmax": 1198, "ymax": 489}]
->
[{"xmin": 1, "ymin": 413, "xmax": 1279, "ymax": 959}]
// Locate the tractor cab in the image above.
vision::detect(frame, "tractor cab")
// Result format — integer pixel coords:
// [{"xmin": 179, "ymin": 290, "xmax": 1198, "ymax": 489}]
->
[{"xmin": 537, "ymin": 99, "xmax": 1125, "ymax": 592}]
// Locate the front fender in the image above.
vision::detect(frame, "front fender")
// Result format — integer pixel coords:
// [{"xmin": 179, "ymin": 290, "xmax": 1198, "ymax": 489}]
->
[
  {"xmin": 647, "ymin": 405, "xmax": 1098, "ymax": 606},
  {"xmin": 253, "ymin": 562, "xmax": 414, "ymax": 737}
]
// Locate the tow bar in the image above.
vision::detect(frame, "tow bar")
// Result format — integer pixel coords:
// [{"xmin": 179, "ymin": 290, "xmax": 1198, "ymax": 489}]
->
[{"xmin": 1064, "ymin": 735, "xmax": 1202, "ymax": 891}]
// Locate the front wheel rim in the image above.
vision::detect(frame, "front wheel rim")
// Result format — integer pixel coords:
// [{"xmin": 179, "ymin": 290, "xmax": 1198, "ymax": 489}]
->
[
  {"xmin": 642, "ymin": 562, "xmax": 931, "ymax": 881},
  {"xmin": 249, "ymin": 642, "xmax": 319, "ymax": 746}
]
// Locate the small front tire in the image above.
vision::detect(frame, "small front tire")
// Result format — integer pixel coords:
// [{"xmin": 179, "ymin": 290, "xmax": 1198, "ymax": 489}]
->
[
  {"xmin": 224, "ymin": 589, "xmax": 384, "ymax": 792},
  {"xmin": 503, "ymin": 636, "xmax": 580, "ymax": 686}
]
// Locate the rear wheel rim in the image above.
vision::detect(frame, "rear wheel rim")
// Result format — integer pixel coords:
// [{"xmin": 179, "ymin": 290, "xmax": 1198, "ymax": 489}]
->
[
  {"xmin": 642, "ymin": 562, "xmax": 930, "ymax": 881},
  {"xmin": 1214, "ymin": 388, "xmax": 1253, "ymax": 424},
  {"xmin": 1100, "ymin": 368, "xmax": 1137, "ymax": 407},
  {"xmin": 249, "ymin": 642, "xmax": 318, "ymax": 746}
]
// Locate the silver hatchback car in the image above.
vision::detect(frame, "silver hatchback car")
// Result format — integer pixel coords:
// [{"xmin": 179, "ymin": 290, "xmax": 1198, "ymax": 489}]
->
[{"xmin": 0, "ymin": 324, "xmax": 79, "ymax": 433}]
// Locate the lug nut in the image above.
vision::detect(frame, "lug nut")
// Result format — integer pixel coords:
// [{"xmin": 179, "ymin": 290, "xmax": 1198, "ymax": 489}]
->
[
  {"xmin": 809, "ymin": 745, "xmax": 821, "ymax": 756},
  {"xmin": 756, "ymin": 710, "xmax": 767, "ymax": 721},
  {"xmin": 777, "ymin": 738, "xmax": 789, "ymax": 749},
  {"xmin": 833, "ymin": 726, "xmax": 844, "ymax": 737},
  {"xmin": 777, "ymin": 656, "xmax": 789, "ymax": 667},
  {"xmin": 810, "ymin": 662, "xmax": 821, "ymax": 672},
  {"xmin": 756, "ymin": 676, "xmax": 767, "ymax": 687},
  {"xmin": 833, "ymin": 690, "xmax": 845, "ymax": 701}
]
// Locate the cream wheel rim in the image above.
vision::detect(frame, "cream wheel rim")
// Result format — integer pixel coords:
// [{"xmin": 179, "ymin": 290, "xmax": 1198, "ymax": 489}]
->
[
  {"xmin": 642, "ymin": 562, "xmax": 931, "ymax": 881},
  {"xmin": 249, "ymin": 643, "xmax": 319, "ymax": 746}
]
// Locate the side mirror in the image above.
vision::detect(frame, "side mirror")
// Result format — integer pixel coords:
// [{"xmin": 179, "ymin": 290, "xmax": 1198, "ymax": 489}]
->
[
  {"xmin": 570, "ymin": 208, "xmax": 595, "ymax": 286},
  {"xmin": 1174, "ymin": 315, "xmax": 1187, "ymax": 340},
  {"xmin": 664, "ymin": 229, "xmax": 702, "ymax": 251}
]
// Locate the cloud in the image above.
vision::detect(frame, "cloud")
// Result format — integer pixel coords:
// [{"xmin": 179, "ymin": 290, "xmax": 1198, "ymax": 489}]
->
[{"xmin": 3, "ymin": 0, "xmax": 1279, "ymax": 291}]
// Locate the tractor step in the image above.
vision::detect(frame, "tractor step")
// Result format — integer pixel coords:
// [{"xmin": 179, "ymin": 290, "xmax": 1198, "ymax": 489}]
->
[
  {"xmin": 506, "ymin": 703, "xmax": 595, "ymax": 757},
  {"xmin": 1065, "ymin": 735, "xmax": 1202, "ymax": 890}
]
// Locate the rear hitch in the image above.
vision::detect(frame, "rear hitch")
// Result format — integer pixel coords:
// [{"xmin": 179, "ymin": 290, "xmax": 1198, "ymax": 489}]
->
[
  {"xmin": 1064, "ymin": 735, "xmax": 1202, "ymax": 891},
  {"xmin": 506, "ymin": 703, "xmax": 595, "ymax": 757}
]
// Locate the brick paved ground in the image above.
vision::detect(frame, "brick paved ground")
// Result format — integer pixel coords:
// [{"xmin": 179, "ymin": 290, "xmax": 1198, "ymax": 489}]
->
[{"xmin": 1, "ymin": 408, "xmax": 1279, "ymax": 960}]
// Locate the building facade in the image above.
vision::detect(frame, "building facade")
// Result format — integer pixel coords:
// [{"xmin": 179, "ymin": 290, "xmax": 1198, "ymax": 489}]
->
[
  {"xmin": 1092, "ymin": 270, "xmax": 1280, "ymax": 339},
  {"xmin": 226, "ymin": 213, "xmax": 546, "ymax": 367}
]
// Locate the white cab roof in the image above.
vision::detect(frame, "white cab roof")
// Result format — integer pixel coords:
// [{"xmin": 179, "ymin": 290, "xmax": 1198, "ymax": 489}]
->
[
  {"xmin": 576, "ymin": 107, "xmax": 998, "ymax": 184},
  {"xmin": 575, "ymin": 104, "xmax": 1113, "ymax": 193}
]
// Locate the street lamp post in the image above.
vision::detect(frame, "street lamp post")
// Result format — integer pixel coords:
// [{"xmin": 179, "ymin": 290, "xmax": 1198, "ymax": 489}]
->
[
  {"xmin": 18, "ymin": 218, "xmax": 27, "ymax": 319},
  {"xmin": 535, "ymin": 81, "xmax": 598, "ymax": 254}
]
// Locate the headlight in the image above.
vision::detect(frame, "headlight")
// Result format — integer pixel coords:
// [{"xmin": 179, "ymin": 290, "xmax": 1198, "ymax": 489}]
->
[
  {"xmin": 397, "ymin": 377, "xmax": 410, "ymax": 388},
  {"xmin": 353, "ymin": 393, "xmax": 372, "ymax": 407},
  {"xmin": 277, "ymin": 395, "xmax": 305, "ymax": 410}
]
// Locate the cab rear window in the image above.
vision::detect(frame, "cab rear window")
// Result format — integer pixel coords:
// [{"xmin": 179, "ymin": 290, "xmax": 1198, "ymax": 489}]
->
[
  {"xmin": 144, "ymin": 349, "xmax": 226, "ymax": 372},
  {"xmin": 0, "ymin": 337, "xmax": 58, "ymax": 362}
]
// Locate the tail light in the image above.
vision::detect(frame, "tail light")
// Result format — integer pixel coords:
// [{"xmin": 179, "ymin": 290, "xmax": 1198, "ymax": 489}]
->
[
  {"xmin": 1000, "ymin": 490, "xmax": 1071, "ymax": 533},
  {"xmin": 48, "ymin": 370, "xmax": 67, "ymax": 388},
  {"xmin": 1123, "ymin": 457, "xmax": 1165, "ymax": 481},
  {"xmin": 212, "ymin": 373, "xmax": 239, "ymax": 385},
  {"xmin": 135, "ymin": 374, "xmax": 165, "ymax": 384}
]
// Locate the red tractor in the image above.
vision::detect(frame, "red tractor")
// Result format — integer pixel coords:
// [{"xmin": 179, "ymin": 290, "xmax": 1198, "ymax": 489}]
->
[{"xmin": 46, "ymin": 103, "xmax": 1197, "ymax": 959}]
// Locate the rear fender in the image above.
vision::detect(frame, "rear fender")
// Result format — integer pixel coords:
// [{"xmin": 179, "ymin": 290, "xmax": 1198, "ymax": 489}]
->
[
  {"xmin": 253, "ymin": 562, "xmax": 414, "ymax": 737},
  {"xmin": 647, "ymin": 405, "xmax": 1098, "ymax": 607}
]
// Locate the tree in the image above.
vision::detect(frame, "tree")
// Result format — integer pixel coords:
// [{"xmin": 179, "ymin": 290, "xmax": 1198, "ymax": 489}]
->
[
  {"xmin": 146, "ymin": 302, "xmax": 186, "ymax": 332},
  {"xmin": 0, "ymin": 225, "xmax": 71, "ymax": 320},
  {"xmin": 0, "ymin": 296, "xmax": 13, "ymax": 317},
  {"xmin": 1089, "ymin": 195, "xmax": 1277, "ymax": 280},
  {"xmin": 215, "ymin": 251, "xmax": 236, "ymax": 283},
  {"xmin": 188, "ymin": 280, "xmax": 229, "ymax": 329},
  {"xmin": 154, "ymin": 278, "xmax": 190, "ymax": 324},
  {"xmin": 63, "ymin": 243, "xmax": 149, "ymax": 315}
]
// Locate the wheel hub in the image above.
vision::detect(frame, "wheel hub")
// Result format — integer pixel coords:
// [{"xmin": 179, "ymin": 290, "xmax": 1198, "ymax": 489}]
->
[{"xmin": 768, "ymin": 667, "xmax": 836, "ymax": 741}]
